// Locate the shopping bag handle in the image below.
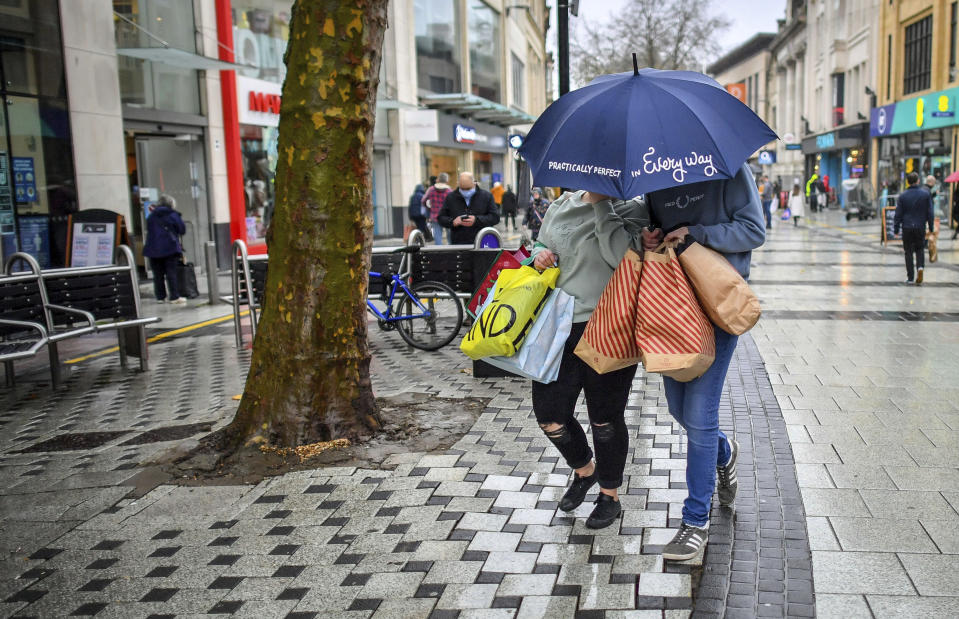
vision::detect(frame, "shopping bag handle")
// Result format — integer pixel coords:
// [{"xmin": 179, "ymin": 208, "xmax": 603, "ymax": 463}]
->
[{"xmin": 650, "ymin": 239, "xmax": 681, "ymax": 254}]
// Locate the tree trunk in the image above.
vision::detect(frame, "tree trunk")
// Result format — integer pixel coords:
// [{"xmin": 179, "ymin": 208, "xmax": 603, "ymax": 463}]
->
[{"xmin": 225, "ymin": 0, "xmax": 388, "ymax": 448}]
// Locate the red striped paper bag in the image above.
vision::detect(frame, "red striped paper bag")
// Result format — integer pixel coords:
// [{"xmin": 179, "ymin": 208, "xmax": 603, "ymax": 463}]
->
[
  {"xmin": 574, "ymin": 248, "xmax": 643, "ymax": 373},
  {"xmin": 636, "ymin": 245, "xmax": 715, "ymax": 382}
]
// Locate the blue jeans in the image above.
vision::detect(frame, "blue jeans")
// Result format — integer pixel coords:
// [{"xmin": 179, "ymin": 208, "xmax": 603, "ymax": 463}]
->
[
  {"xmin": 762, "ymin": 200, "xmax": 772, "ymax": 229},
  {"xmin": 430, "ymin": 221, "xmax": 445, "ymax": 245},
  {"xmin": 663, "ymin": 325, "xmax": 738, "ymax": 527}
]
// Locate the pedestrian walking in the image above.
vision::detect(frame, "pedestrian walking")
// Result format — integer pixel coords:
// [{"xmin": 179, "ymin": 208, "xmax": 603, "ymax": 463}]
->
[
  {"xmin": 952, "ymin": 185, "xmax": 959, "ymax": 240},
  {"xmin": 501, "ymin": 185, "xmax": 518, "ymax": 231},
  {"xmin": 524, "ymin": 187, "xmax": 551, "ymax": 241},
  {"xmin": 760, "ymin": 174, "xmax": 773, "ymax": 230},
  {"xmin": 437, "ymin": 172, "xmax": 499, "ymax": 245},
  {"xmin": 642, "ymin": 164, "xmax": 766, "ymax": 560},
  {"xmin": 894, "ymin": 172, "xmax": 935, "ymax": 284},
  {"xmin": 529, "ymin": 190, "xmax": 648, "ymax": 529},
  {"xmin": 491, "ymin": 181, "xmax": 505, "ymax": 215},
  {"xmin": 407, "ymin": 183, "xmax": 428, "ymax": 238},
  {"xmin": 422, "ymin": 173, "xmax": 452, "ymax": 245},
  {"xmin": 788, "ymin": 182, "xmax": 805, "ymax": 226},
  {"xmin": 143, "ymin": 194, "xmax": 187, "ymax": 305}
]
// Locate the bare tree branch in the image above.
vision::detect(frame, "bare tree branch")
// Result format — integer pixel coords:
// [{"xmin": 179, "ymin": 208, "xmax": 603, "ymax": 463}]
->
[{"xmin": 570, "ymin": 0, "xmax": 731, "ymax": 86}]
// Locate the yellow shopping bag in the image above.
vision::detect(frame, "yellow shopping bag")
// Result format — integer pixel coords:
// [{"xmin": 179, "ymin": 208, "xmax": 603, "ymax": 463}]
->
[{"xmin": 460, "ymin": 266, "xmax": 559, "ymax": 360}]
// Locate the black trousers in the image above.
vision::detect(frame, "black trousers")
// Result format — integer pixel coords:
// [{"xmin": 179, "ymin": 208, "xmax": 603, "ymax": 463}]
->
[
  {"xmin": 532, "ymin": 322, "xmax": 637, "ymax": 489},
  {"xmin": 150, "ymin": 255, "xmax": 181, "ymax": 301},
  {"xmin": 902, "ymin": 228, "xmax": 925, "ymax": 281}
]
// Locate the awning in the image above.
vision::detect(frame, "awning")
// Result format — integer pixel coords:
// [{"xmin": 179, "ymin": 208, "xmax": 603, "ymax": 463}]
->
[
  {"xmin": 419, "ymin": 93, "xmax": 536, "ymax": 128},
  {"xmin": 117, "ymin": 47, "xmax": 246, "ymax": 72}
]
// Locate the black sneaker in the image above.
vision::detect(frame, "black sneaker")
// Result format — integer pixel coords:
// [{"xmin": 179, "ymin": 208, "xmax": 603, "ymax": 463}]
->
[
  {"xmin": 717, "ymin": 438, "xmax": 739, "ymax": 507},
  {"xmin": 662, "ymin": 522, "xmax": 708, "ymax": 561},
  {"xmin": 585, "ymin": 493, "xmax": 621, "ymax": 529},
  {"xmin": 559, "ymin": 471, "xmax": 597, "ymax": 512}
]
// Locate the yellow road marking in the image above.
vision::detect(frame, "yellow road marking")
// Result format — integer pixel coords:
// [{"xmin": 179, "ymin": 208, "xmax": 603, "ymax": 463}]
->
[{"xmin": 65, "ymin": 311, "xmax": 250, "ymax": 364}]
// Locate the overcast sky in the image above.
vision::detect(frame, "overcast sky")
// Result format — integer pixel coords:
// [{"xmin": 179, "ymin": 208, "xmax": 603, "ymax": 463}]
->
[{"xmin": 552, "ymin": 0, "xmax": 787, "ymax": 88}]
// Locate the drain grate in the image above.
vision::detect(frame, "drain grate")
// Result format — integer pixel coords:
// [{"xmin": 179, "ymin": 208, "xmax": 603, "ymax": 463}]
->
[
  {"xmin": 16, "ymin": 431, "xmax": 130, "ymax": 453},
  {"xmin": 119, "ymin": 422, "xmax": 214, "ymax": 446}
]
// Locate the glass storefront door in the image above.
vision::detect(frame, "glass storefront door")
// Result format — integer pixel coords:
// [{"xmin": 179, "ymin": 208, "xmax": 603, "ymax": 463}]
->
[{"xmin": 134, "ymin": 135, "xmax": 209, "ymax": 267}]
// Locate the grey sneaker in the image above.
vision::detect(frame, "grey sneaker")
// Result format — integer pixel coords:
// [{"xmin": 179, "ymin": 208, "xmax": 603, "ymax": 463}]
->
[
  {"xmin": 662, "ymin": 522, "xmax": 709, "ymax": 561},
  {"xmin": 717, "ymin": 438, "xmax": 739, "ymax": 506}
]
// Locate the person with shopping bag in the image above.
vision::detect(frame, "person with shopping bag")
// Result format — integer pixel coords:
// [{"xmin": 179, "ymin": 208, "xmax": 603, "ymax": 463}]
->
[
  {"xmin": 527, "ymin": 190, "xmax": 647, "ymax": 529},
  {"xmin": 643, "ymin": 163, "xmax": 765, "ymax": 560}
]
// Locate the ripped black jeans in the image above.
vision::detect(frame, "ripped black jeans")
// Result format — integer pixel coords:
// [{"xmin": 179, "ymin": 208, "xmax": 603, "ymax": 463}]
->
[{"xmin": 532, "ymin": 322, "xmax": 637, "ymax": 489}]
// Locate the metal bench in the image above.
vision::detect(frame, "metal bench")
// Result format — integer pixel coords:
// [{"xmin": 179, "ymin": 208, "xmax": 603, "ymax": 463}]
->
[
  {"xmin": 228, "ymin": 240, "xmax": 269, "ymax": 347},
  {"xmin": 1, "ymin": 246, "xmax": 159, "ymax": 387}
]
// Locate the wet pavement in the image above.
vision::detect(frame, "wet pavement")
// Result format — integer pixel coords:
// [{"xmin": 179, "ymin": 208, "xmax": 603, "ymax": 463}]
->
[{"xmin": 0, "ymin": 211, "xmax": 957, "ymax": 617}]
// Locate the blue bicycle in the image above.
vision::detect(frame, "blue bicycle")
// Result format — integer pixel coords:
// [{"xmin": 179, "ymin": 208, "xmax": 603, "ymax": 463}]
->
[{"xmin": 367, "ymin": 246, "xmax": 464, "ymax": 350}]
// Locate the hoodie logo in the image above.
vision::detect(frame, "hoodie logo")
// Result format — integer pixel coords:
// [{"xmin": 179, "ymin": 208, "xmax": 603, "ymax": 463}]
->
[{"xmin": 664, "ymin": 192, "xmax": 704, "ymax": 209}]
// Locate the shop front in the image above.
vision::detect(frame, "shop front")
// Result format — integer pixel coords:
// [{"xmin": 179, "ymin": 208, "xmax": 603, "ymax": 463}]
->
[
  {"xmin": 0, "ymin": 0, "xmax": 77, "ymax": 267},
  {"xmin": 420, "ymin": 113, "xmax": 507, "ymax": 190},
  {"xmin": 801, "ymin": 124, "xmax": 869, "ymax": 207},
  {"xmin": 235, "ymin": 75, "xmax": 281, "ymax": 250},
  {"xmin": 871, "ymin": 86, "xmax": 958, "ymax": 219}
]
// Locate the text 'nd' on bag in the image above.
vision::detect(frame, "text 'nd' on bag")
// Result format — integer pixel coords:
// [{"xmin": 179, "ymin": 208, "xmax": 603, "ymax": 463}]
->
[
  {"xmin": 574, "ymin": 248, "xmax": 642, "ymax": 373},
  {"xmin": 460, "ymin": 266, "xmax": 559, "ymax": 360},
  {"xmin": 635, "ymin": 243, "xmax": 715, "ymax": 382},
  {"xmin": 678, "ymin": 242, "xmax": 760, "ymax": 335}
]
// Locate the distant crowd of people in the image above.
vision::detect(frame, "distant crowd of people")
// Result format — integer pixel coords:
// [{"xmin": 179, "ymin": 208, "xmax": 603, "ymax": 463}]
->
[{"xmin": 408, "ymin": 174, "xmax": 558, "ymax": 245}]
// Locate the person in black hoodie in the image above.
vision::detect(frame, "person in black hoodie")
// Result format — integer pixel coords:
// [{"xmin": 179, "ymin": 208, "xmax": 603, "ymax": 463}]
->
[
  {"xmin": 407, "ymin": 183, "xmax": 428, "ymax": 236},
  {"xmin": 894, "ymin": 172, "xmax": 935, "ymax": 284},
  {"xmin": 501, "ymin": 185, "xmax": 518, "ymax": 231},
  {"xmin": 143, "ymin": 194, "xmax": 187, "ymax": 304},
  {"xmin": 437, "ymin": 172, "xmax": 499, "ymax": 244}
]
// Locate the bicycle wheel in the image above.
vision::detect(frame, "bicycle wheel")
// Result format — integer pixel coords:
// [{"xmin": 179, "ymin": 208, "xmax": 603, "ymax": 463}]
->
[{"xmin": 395, "ymin": 280, "xmax": 464, "ymax": 350}]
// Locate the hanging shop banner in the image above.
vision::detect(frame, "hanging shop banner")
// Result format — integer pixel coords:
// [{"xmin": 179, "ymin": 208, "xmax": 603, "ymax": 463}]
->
[
  {"xmin": 237, "ymin": 75, "xmax": 282, "ymax": 127},
  {"xmin": 12, "ymin": 157, "xmax": 37, "ymax": 203},
  {"xmin": 870, "ymin": 86, "xmax": 959, "ymax": 137}
]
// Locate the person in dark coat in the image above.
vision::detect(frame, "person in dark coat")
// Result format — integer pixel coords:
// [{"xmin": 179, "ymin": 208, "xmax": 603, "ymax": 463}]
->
[
  {"xmin": 523, "ymin": 187, "xmax": 551, "ymax": 241},
  {"xmin": 437, "ymin": 172, "xmax": 499, "ymax": 245},
  {"xmin": 501, "ymin": 185, "xmax": 518, "ymax": 231},
  {"xmin": 143, "ymin": 194, "xmax": 186, "ymax": 304},
  {"xmin": 894, "ymin": 172, "xmax": 936, "ymax": 284},
  {"xmin": 408, "ymin": 183, "xmax": 428, "ymax": 236}
]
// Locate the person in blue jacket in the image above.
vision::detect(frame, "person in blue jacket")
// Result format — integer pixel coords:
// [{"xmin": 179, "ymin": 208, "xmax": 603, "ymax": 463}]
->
[
  {"xmin": 143, "ymin": 194, "xmax": 186, "ymax": 304},
  {"xmin": 894, "ymin": 172, "xmax": 935, "ymax": 284},
  {"xmin": 642, "ymin": 164, "xmax": 766, "ymax": 561},
  {"xmin": 407, "ymin": 183, "xmax": 428, "ymax": 237}
]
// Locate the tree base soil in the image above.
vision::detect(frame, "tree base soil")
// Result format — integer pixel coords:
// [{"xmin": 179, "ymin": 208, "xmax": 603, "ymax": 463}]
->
[{"xmin": 125, "ymin": 394, "xmax": 487, "ymax": 496}]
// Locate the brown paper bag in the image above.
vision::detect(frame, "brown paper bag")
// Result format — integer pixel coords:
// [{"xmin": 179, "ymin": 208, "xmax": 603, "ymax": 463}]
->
[
  {"xmin": 678, "ymin": 242, "xmax": 761, "ymax": 336},
  {"xmin": 636, "ymin": 244, "xmax": 715, "ymax": 382},
  {"xmin": 928, "ymin": 233, "xmax": 938, "ymax": 263},
  {"xmin": 574, "ymin": 248, "xmax": 643, "ymax": 373}
]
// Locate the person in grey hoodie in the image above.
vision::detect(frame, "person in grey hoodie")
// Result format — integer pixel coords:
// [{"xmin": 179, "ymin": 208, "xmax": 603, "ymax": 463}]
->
[
  {"xmin": 529, "ymin": 190, "xmax": 648, "ymax": 529},
  {"xmin": 641, "ymin": 163, "xmax": 765, "ymax": 561}
]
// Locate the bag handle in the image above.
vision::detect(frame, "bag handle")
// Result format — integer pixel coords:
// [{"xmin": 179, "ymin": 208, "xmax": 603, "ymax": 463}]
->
[{"xmin": 650, "ymin": 239, "xmax": 681, "ymax": 254}]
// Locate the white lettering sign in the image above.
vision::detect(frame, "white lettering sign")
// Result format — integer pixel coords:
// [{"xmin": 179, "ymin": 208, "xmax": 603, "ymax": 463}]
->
[
  {"xmin": 546, "ymin": 161, "xmax": 622, "ymax": 178},
  {"xmin": 630, "ymin": 147, "xmax": 718, "ymax": 184},
  {"xmin": 454, "ymin": 124, "xmax": 477, "ymax": 144}
]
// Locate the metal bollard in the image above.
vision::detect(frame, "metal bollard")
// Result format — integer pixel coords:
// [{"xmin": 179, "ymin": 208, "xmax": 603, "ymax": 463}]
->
[{"xmin": 204, "ymin": 241, "xmax": 219, "ymax": 304}]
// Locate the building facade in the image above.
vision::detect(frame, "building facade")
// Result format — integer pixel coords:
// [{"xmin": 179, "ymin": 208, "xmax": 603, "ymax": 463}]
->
[
  {"xmin": 707, "ymin": 33, "xmax": 777, "ymax": 177},
  {"xmin": 800, "ymin": 0, "xmax": 879, "ymax": 206},
  {"xmin": 0, "ymin": 0, "xmax": 549, "ymax": 268},
  {"xmin": 871, "ymin": 0, "xmax": 958, "ymax": 220},
  {"xmin": 766, "ymin": 1, "xmax": 809, "ymax": 188}
]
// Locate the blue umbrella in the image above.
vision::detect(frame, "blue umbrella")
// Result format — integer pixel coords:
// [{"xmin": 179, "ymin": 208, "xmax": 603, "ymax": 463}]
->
[{"xmin": 519, "ymin": 60, "xmax": 778, "ymax": 199}]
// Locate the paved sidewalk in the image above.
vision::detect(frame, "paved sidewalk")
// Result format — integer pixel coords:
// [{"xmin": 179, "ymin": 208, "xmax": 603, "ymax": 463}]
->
[{"xmin": 752, "ymin": 211, "xmax": 959, "ymax": 618}]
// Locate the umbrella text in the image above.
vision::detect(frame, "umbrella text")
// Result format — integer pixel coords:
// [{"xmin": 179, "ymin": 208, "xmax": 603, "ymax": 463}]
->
[
  {"xmin": 547, "ymin": 161, "xmax": 622, "ymax": 178},
  {"xmin": 634, "ymin": 147, "xmax": 719, "ymax": 184}
]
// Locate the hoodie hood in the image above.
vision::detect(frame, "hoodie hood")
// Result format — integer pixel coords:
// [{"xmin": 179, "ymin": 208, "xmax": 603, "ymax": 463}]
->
[{"xmin": 432, "ymin": 182, "xmax": 451, "ymax": 190}]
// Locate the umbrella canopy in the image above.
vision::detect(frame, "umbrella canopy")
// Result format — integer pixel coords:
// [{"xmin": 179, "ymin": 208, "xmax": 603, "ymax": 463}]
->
[
  {"xmin": 944, "ymin": 170, "xmax": 959, "ymax": 183},
  {"xmin": 519, "ymin": 66, "xmax": 778, "ymax": 199}
]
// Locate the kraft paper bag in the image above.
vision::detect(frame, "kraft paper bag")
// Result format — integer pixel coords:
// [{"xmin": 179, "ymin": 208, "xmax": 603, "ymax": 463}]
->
[
  {"xmin": 636, "ymin": 244, "xmax": 715, "ymax": 382},
  {"xmin": 678, "ymin": 242, "xmax": 761, "ymax": 336},
  {"xmin": 574, "ymin": 248, "xmax": 643, "ymax": 373}
]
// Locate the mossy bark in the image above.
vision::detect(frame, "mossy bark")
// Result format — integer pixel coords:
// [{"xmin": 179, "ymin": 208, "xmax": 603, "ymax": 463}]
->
[{"xmin": 225, "ymin": 0, "xmax": 388, "ymax": 448}]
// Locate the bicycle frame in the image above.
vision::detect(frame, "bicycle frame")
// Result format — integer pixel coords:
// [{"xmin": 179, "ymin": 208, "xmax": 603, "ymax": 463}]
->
[{"xmin": 366, "ymin": 270, "xmax": 433, "ymax": 322}]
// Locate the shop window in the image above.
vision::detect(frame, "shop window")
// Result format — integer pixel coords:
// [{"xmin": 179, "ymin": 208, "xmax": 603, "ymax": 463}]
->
[
  {"xmin": 950, "ymin": 2, "xmax": 957, "ymax": 82},
  {"xmin": 511, "ymin": 52, "xmax": 524, "ymax": 110},
  {"xmin": 469, "ymin": 2, "xmax": 502, "ymax": 103},
  {"xmin": 114, "ymin": 0, "xmax": 201, "ymax": 114},
  {"xmin": 232, "ymin": 2, "xmax": 292, "ymax": 85},
  {"xmin": 903, "ymin": 15, "xmax": 932, "ymax": 95},
  {"xmin": 415, "ymin": 0, "xmax": 462, "ymax": 96},
  {"xmin": 831, "ymin": 72, "xmax": 844, "ymax": 127},
  {"xmin": 0, "ymin": 0, "xmax": 66, "ymax": 98}
]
